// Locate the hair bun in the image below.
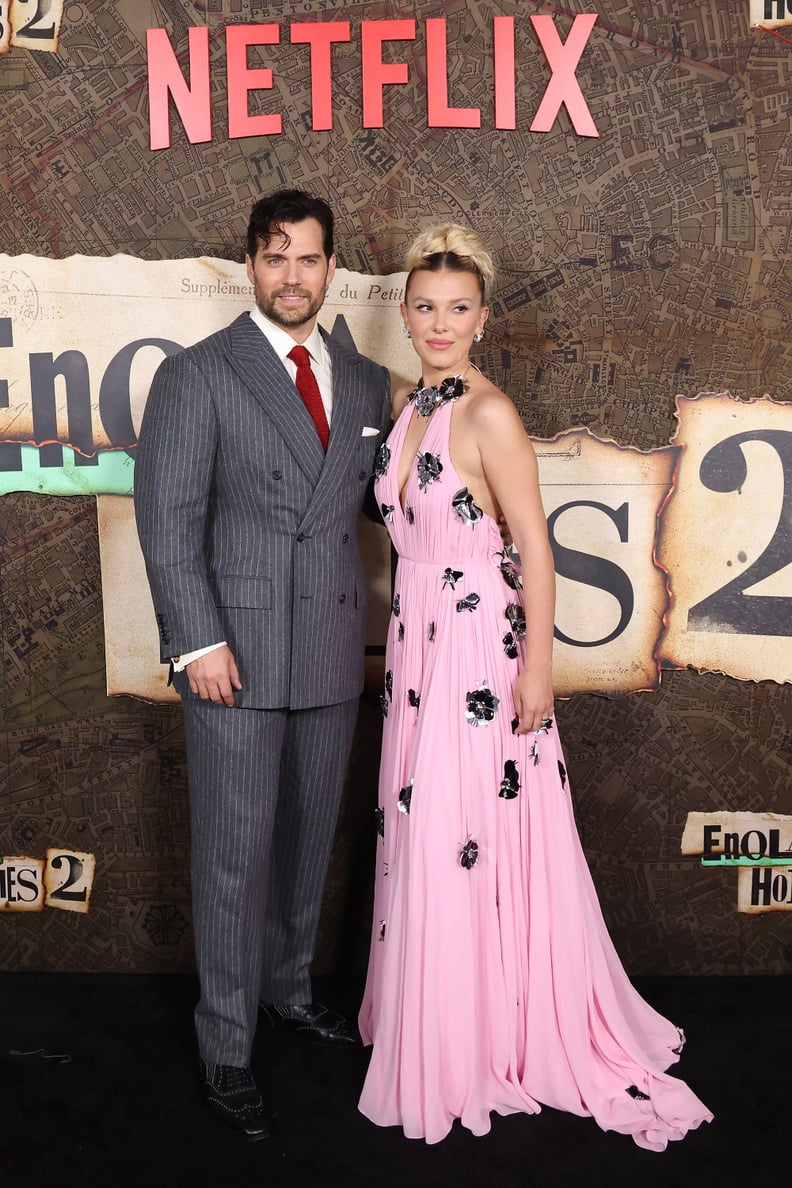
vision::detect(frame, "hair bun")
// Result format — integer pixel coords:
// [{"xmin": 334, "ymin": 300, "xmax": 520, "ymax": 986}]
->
[{"xmin": 404, "ymin": 224, "xmax": 495, "ymax": 300}]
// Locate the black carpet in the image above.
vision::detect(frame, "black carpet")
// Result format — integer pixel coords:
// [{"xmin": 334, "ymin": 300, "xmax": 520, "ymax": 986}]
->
[{"xmin": 2, "ymin": 973, "xmax": 782, "ymax": 1186}]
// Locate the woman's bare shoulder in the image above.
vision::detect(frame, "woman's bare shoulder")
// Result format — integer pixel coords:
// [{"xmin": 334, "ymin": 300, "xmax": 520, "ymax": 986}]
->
[{"xmin": 464, "ymin": 373, "xmax": 524, "ymax": 431}]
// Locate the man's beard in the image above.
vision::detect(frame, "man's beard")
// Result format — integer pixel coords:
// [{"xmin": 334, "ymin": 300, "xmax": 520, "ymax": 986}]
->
[{"xmin": 258, "ymin": 287, "xmax": 324, "ymax": 329}]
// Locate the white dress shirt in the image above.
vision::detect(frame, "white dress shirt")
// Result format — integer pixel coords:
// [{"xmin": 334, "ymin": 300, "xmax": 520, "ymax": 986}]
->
[{"xmin": 249, "ymin": 305, "xmax": 333, "ymax": 422}]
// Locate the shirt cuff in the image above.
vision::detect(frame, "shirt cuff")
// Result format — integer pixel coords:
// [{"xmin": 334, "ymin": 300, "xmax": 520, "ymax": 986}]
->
[{"xmin": 172, "ymin": 642, "xmax": 227, "ymax": 672}]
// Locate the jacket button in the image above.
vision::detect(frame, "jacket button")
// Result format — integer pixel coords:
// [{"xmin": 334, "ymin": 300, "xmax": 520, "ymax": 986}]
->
[
  {"xmin": 296, "ymin": 533, "xmax": 305, "ymax": 542},
  {"xmin": 339, "ymin": 594, "xmax": 346, "ymax": 603},
  {"xmin": 272, "ymin": 469, "xmax": 282, "ymax": 480},
  {"xmin": 342, "ymin": 533, "xmax": 349, "ymax": 544}
]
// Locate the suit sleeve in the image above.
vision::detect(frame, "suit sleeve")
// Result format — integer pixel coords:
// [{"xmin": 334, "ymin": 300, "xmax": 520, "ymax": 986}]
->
[
  {"xmin": 379, "ymin": 363, "xmax": 393, "ymax": 435},
  {"xmin": 134, "ymin": 350, "xmax": 225, "ymax": 661},
  {"xmin": 360, "ymin": 362, "xmax": 393, "ymax": 524}
]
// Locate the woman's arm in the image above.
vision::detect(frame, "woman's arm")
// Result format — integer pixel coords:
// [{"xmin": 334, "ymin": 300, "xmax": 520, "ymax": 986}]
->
[
  {"xmin": 471, "ymin": 394, "xmax": 556, "ymax": 734},
  {"xmin": 392, "ymin": 383, "xmax": 413, "ymax": 420}
]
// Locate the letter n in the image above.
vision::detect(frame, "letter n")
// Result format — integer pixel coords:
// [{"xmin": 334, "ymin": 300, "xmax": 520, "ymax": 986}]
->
[{"xmin": 147, "ymin": 27, "xmax": 211, "ymax": 150}]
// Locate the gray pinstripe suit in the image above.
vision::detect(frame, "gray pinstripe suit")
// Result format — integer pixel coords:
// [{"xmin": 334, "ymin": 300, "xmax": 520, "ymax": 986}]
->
[{"xmin": 134, "ymin": 312, "xmax": 391, "ymax": 1065}]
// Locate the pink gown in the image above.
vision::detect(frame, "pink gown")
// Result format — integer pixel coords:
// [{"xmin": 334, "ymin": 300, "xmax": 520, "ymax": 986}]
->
[{"xmin": 358, "ymin": 393, "xmax": 713, "ymax": 1150}]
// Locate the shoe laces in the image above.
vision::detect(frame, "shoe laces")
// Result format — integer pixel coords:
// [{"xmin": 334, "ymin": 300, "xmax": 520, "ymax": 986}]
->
[
  {"xmin": 222, "ymin": 1066, "xmax": 255, "ymax": 1093},
  {"xmin": 204, "ymin": 1062, "xmax": 257, "ymax": 1097}
]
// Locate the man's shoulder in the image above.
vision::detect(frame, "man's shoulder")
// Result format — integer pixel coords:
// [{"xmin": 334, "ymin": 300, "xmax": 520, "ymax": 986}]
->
[
  {"xmin": 183, "ymin": 312, "xmax": 251, "ymax": 361},
  {"xmin": 323, "ymin": 330, "xmax": 388, "ymax": 377},
  {"xmin": 150, "ymin": 315, "xmax": 257, "ymax": 392}
]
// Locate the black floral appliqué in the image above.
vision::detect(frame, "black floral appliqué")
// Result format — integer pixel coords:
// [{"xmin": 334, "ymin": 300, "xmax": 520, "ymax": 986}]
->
[
  {"xmin": 379, "ymin": 695, "xmax": 389, "ymax": 718},
  {"xmin": 452, "ymin": 487, "xmax": 484, "ymax": 526},
  {"xmin": 459, "ymin": 838, "xmax": 479, "ymax": 869},
  {"xmin": 530, "ymin": 739, "xmax": 540, "ymax": 765},
  {"xmin": 626, "ymin": 1085, "xmax": 650, "ymax": 1102},
  {"xmin": 405, "ymin": 505, "xmax": 415, "ymax": 525},
  {"xmin": 374, "ymin": 807, "xmax": 384, "ymax": 838},
  {"xmin": 499, "ymin": 760, "xmax": 520, "ymax": 799},
  {"xmin": 398, "ymin": 779, "xmax": 413, "ymax": 814},
  {"xmin": 392, "ymin": 593, "xmax": 401, "ymax": 616},
  {"xmin": 504, "ymin": 603, "xmax": 526, "ymax": 639},
  {"xmin": 380, "ymin": 502, "xmax": 394, "ymax": 523},
  {"xmin": 385, "ymin": 669, "xmax": 393, "ymax": 700},
  {"xmin": 511, "ymin": 715, "xmax": 519, "ymax": 734},
  {"xmin": 427, "ymin": 621, "xmax": 435, "ymax": 641},
  {"xmin": 374, "ymin": 442, "xmax": 391, "ymax": 478},
  {"xmin": 398, "ymin": 622, "xmax": 405, "ymax": 641},
  {"xmin": 457, "ymin": 592, "xmax": 480, "ymax": 613},
  {"xmin": 408, "ymin": 374, "xmax": 467, "ymax": 417},
  {"xmin": 408, "ymin": 689, "xmax": 421, "ymax": 709},
  {"xmin": 498, "ymin": 551, "xmax": 522, "ymax": 590},
  {"xmin": 378, "ymin": 919, "xmax": 386, "ymax": 941},
  {"xmin": 502, "ymin": 632, "xmax": 518, "ymax": 659},
  {"xmin": 558, "ymin": 759, "xmax": 567, "ymax": 791},
  {"xmin": 442, "ymin": 567, "xmax": 464, "ymax": 589},
  {"xmin": 465, "ymin": 684, "xmax": 499, "ymax": 727},
  {"xmin": 417, "ymin": 452, "xmax": 443, "ymax": 490}
]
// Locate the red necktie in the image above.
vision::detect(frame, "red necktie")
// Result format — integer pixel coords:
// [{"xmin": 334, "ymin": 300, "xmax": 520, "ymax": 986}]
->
[{"xmin": 288, "ymin": 344, "xmax": 330, "ymax": 451}]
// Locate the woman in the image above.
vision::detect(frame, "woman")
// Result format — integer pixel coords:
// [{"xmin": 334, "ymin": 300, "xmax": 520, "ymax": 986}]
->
[{"xmin": 358, "ymin": 225, "xmax": 712, "ymax": 1150}]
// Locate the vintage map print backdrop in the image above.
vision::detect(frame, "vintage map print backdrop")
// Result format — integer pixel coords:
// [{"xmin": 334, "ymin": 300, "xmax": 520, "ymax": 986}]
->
[{"xmin": 1, "ymin": 1, "xmax": 790, "ymax": 973}]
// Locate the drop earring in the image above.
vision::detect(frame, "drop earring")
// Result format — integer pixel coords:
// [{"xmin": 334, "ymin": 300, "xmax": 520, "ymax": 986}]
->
[
  {"xmin": 402, "ymin": 326, "xmax": 412, "ymax": 339},
  {"xmin": 473, "ymin": 331, "xmax": 484, "ymax": 343}
]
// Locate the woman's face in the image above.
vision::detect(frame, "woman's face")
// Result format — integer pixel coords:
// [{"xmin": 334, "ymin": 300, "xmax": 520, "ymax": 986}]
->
[{"xmin": 401, "ymin": 268, "xmax": 488, "ymax": 376}]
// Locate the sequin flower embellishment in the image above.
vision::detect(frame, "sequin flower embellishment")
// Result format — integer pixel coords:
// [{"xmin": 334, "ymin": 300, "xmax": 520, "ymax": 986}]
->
[
  {"xmin": 499, "ymin": 760, "xmax": 520, "ymax": 799},
  {"xmin": 407, "ymin": 374, "xmax": 468, "ymax": 418},
  {"xmin": 459, "ymin": 837, "xmax": 480, "ymax": 869},
  {"xmin": 498, "ymin": 551, "xmax": 522, "ymax": 590},
  {"xmin": 398, "ymin": 780, "xmax": 413, "ymax": 814},
  {"xmin": 457, "ymin": 593, "xmax": 481, "ymax": 613},
  {"xmin": 417, "ymin": 452, "xmax": 443, "ymax": 490},
  {"xmin": 453, "ymin": 487, "xmax": 484, "ymax": 526},
  {"xmin": 374, "ymin": 442, "xmax": 391, "ymax": 478},
  {"xmin": 465, "ymin": 684, "xmax": 499, "ymax": 726}
]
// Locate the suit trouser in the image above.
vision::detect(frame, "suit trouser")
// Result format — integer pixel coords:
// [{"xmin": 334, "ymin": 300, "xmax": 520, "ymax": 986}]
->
[{"xmin": 182, "ymin": 696, "xmax": 360, "ymax": 1066}]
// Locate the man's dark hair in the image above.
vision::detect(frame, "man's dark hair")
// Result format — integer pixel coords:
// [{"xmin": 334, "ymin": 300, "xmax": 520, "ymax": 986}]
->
[{"xmin": 247, "ymin": 190, "xmax": 334, "ymax": 260}]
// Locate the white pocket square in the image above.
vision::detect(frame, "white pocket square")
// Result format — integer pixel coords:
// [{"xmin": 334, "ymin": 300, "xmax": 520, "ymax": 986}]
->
[{"xmin": 361, "ymin": 426, "xmax": 380, "ymax": 436}]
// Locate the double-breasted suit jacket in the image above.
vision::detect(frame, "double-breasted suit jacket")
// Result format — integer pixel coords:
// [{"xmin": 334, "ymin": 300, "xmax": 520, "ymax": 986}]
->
[{"xmin": 135, "ymin": 312, "xmax": 392, "ymax": 706}]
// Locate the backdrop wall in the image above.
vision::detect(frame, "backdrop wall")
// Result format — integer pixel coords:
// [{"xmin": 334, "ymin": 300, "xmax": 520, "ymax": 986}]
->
[{"xmin": 1, "ymin": 0, "xmax": 790, "ymax": 975}]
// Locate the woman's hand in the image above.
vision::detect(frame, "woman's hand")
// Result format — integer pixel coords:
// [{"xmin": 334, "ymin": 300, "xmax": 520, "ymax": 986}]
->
[{"xmin": 513, "ymin": 665, "xmax": 554, "ymax": 735}]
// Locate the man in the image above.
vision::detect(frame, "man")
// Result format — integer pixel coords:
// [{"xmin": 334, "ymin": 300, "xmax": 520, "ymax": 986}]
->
[{"xmin": 134, "ymin": 190, "xmax": 391, "ymax": 1140}]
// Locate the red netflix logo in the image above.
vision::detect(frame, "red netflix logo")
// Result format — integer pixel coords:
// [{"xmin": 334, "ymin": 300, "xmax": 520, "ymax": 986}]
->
[{"xmin": 146, "ymin": 15, "xmax": 599, "ymax": 150}]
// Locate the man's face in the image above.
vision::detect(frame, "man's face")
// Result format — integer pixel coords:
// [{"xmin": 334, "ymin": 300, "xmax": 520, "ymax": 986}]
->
[{"xmin": 246, "ymin": 217, "xmax": 336, "ymax": 342}]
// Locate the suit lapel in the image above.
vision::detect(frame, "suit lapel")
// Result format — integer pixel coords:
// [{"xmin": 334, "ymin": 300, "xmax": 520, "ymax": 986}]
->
[
  {"xmin": 223, "ymin": 314, "xmax": 325, "ymax": 482},
  {"xmin": 302, "ymin": 333, "xmax": 365, "ymax": 519}
]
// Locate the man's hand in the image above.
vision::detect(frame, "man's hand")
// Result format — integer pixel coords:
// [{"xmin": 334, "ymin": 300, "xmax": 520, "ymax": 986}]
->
[{"xmin": 186, "ymin": 645, "xmax": 242, "ymax": 706}]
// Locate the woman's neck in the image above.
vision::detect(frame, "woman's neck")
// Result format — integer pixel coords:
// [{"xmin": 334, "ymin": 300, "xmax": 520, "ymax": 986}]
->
[{"xmin": 418, "ymin": 357, "xmax": 471, "ymax": 387}]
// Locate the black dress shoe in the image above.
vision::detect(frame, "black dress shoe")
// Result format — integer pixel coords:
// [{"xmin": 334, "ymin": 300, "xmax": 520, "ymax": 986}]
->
[
  {"xmin": 200, "ymin": 1060, "xmax": 274, "ymax": 1140},
  {"xmin": 259, "ymin": 1001, "xmax": 360, "ymax": 1046}
]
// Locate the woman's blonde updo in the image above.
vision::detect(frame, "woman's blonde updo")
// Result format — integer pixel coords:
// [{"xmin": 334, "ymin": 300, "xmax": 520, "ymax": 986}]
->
[{"xmin": 404, "ymin": 224, "xmax": 495, "ymax": 303}]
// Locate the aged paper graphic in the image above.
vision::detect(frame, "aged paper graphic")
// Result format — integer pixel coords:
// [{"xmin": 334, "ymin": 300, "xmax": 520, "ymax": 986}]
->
[
  {"xmin": 681, "ymin": 811, "xmax": 792, "ymax": 914},
  {"xmin": 658, "ymin": 394, "xmax": 792, "ymax": 683},
  {"xmin": 536, "ymin": 429, "xmax": 678, "ymax": 695},
  {"xmin": 0, "ymin": 855, "xmax": 44, "ymax": 911},
  {"xmin": 0, "ymin": 256, "xmax": 414, "ymax": 475},
  {"xmin": 3, "ymin": 259, "xmax": 791, "ymax": 696}
]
